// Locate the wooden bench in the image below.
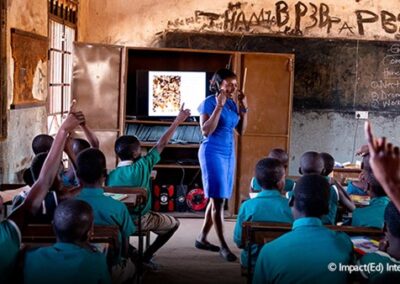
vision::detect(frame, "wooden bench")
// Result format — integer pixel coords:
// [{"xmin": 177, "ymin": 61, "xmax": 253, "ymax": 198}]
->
[
  {"xmin": 22, "ymin": 224, "xmax": 120, "ymax": 267},
  {"xmin": 241, "ymin": 221, "xmax": 383, "ymax": 283}
]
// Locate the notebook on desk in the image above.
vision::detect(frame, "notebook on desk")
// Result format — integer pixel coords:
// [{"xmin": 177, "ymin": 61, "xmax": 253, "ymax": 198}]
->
[
  {"xmin": 104, "ymin": 193, "xmax": 128, "ymax": 201},
  {"xmin": 351, "ymin": 236, "xmax": 379, "ymax": 255}
]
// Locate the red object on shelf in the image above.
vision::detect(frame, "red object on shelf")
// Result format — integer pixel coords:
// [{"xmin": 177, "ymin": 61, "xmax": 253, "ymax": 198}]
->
[
  {"xmin": 186, "ymin": 187, "xmax": 208, "ymax": 211},
  {"xmin": 153, "ymin": 184, "xmax": 175, "ymax": 212}
]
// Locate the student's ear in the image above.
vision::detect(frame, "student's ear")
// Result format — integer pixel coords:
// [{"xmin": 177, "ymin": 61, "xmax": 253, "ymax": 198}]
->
[{"xmin": 298, "ymin": 167, "xmax": 303, "ymax": 175}]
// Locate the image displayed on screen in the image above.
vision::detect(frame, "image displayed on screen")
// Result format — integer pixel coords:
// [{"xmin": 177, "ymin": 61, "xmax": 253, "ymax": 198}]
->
[{"xmin": 148, "ymin": 71, "xmax": 206, "ymax": 116}]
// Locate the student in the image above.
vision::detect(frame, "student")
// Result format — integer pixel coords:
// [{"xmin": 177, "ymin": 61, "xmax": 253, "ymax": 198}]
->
[
  {"xmin": 31, "ymin": 134, "xmax": 54, "ymax": 155},
  {"xmin": 75, "ymin": 148, "xmax": 135, "ymax": 283},
  {"xmin": 351, "ymin": 169, "xmax": 389, "ymax": 229},
  {"xmin": 320, "ymin": 152, "xmax": 356, "ymax": 213},
  {"xmin": 250, "ymin": 148, "xmax": 295, "ymax": 197},
  {"xmin": 364, "ymin": 121, "xmax": 400, "ymax": 211},
  {"xmin": 347, "ymin": 153, "xmax": 370, "ymax": 196},
  {"xmin": 358, "ymin": 201, "xmax": 400, "ymax": 282},
  {"xmin": 298, "ymin": 151, "xmax": 339, "ymax": 225},
  {"xmin": 23, "ymin": 199, "xmax": 111, "ymax": 284},
  {"xmin": 106, "ymin": 105, "xmax": 190, "ymax": 267},
  {"xmin": 234, "ymin": 158, "xmax": 293, "ymax": 269},
  {"xmin": 0, "ymin": 112, "xmax": 83, "ymax": 283},
  {"xmin": 253, "ymin": 175, "xmax": 354, "ymax": 284}
]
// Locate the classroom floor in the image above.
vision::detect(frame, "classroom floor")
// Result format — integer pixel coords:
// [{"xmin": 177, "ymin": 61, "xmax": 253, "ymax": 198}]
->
[{"xmin": 136, "ymin": 218, "xmax": 245, "ymax": 284}]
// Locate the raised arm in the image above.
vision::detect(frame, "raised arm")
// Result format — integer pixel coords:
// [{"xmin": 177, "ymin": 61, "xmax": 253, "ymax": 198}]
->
[
  {"xmin": 8, "ymin": 112, "xmax": 84, "ymax": 227},
  {"xmin": 200, "ymin": 93, "xmax": 226, "ymax": 137},
  {"xmin": 80, "ymin": 116, "xmax": 100, "ymax": 149},
  {"xmin": 365, "ymin": 121, "xmax": 400, "ymax": 211},
  {"xmin": 155, "ymin": 104, "xmax": 191, "ymax": 154}
]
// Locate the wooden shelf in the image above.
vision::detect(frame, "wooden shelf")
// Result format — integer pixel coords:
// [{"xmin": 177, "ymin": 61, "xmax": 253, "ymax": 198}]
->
[
  {"xmin": 154, "ymin": 164, "xmax": 200, "ymax": 169},
  {"xmin": 125, "ymin": 119, "xmax": 199, "ymax": 126},
  {"xmin": 141, "ymin": 142, "xmax": 199, "ymax": 148}
]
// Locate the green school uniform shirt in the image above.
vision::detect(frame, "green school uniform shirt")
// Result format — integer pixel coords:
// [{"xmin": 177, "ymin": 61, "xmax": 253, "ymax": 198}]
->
[
  {"xmin": 253, "ymin": 217, "xmax": 354, "ymax": 284},
  {"xmin": 23, "ymin": 242, "xmax": 111, "ymax": 284},
  {"xmin": 251, "ymin": 177, "xmax": 295, "ymax": 193},
  {"xmin": 76, "ymin": 187, "xmax": 135, "ymax": 263},
  {"xmin": 352, "ymin": 196, "xmax": 390, "ymax": 229},
  {"xmin": 0, "ymin": 220, "xmax": 21, "ymax": 284},
  {"xmin": 359, "ymin": 250, "xmax": 400, "ymax": 281},
  {"xmin": 233, "ymin": 189, "xmax": 293, "ymax": 268},
  {"xmin": 106, "ymin": 148, "xmax": 161, "ymax": 216}
]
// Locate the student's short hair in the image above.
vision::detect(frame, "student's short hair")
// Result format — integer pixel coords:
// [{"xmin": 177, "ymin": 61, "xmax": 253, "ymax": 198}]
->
[
  {"xmin": 365, "ymin": 170, "xmax": 386, "ymax": 197},
  {"xmin": 72, "ymin": 138, "xmax": 91, "ymax": 156},
  {"xmin": 76, "ymin": 148, "xmax": 106, "ymax": 184},
  {"xmin": 320, "ymin": 152, "xmax": 335, "ymax": 176},
  {"xmin": 32, "ymin": 134, "xmax": 54, "ymax": 155},
  {"xmin": 293, "ymin": 174, "xmax": 330, "ymax": 217},
  {"xmin": 299, "ymin": 151, "xmax": 324, "ymax": 175},
  {"xmin": 30, "ymin": 152, "xmax": 48, "ymax": 181},
  {"xmin": 267, "ymin": 148, "xmax": 289, "ymax": 166},
  {"xmin": 114, "ymin": 135, "xmax": 140, "ymax": 161},
  {"xmin": 255, "ymin": 158, "xmax": 285, "ymax": 189},
  {"xmin": 384, "ymin": 202, "xmax": 400, "ymax": 239},
  {"xmin": 209, "ymin": 68, "xmax": 237, "ymax": 93},
  {"xmin": 53, "ymin": 199, "xmax": 93, "ymax": 243}
]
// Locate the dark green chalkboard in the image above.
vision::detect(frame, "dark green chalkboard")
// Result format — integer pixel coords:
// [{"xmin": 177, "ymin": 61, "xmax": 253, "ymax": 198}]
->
[{"xmin": 162, "ymin": 32, "xmax": 400, "ymax": 113}]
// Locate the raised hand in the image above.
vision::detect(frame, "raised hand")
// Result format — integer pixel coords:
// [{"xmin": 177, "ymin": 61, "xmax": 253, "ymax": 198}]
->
[
  {"xmin": 175, "ymin": 103, "xmax": 191, "ymax": 123},
  {"xmin": 365, "ymin": 121, "xmax": 400, "ymax": 210},
  {"xmin": 216, "ymin": 91, "xmax": 227, "ymax": 107},
  {"xmin": 61, "ymin": 112, "xmax": 85, "ymax": 134}
]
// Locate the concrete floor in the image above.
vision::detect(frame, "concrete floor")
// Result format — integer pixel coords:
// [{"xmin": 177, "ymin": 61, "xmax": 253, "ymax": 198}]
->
[{"xmin": 138, "ymin": 218, "xmax": 245, "ymax": 284}]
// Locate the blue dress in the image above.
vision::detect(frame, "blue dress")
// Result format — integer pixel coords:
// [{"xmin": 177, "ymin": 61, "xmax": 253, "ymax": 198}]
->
[{"xmin": 198, "ymin": 95, "xmax": 239, "ymax": 199}]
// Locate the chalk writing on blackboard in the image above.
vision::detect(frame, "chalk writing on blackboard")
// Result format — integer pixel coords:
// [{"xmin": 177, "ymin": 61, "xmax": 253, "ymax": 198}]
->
[{"xmin": 370, "ymin": 44, "xmax": 400, "ymax": 110}]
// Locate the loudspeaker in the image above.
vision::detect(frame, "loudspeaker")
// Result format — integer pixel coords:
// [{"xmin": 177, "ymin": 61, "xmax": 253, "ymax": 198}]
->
[{"xmin": 153, "ymin": 184, "xmax": 175, "ymax": 212}]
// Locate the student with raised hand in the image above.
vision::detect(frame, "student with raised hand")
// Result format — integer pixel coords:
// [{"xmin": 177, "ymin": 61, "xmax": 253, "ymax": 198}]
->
[
  {"xmin": 23, "ymin": 199, "xmax": 111, "ymax": 284},
  {"xmin": 253, "ymin": 175, "xmax": 354, "ymax": 284},
  {"xmin": 364, "ymin": 121, "xmax": 400, "ymax": 211},
  {"xmin": 358, "ymin": 201, "xmax": 400, "ymax": 282},
  {"xmin": 234, "ymin": 158, "xmax": 293, "ymax": 269},
  {"xmin": 0, "ymin": 112, "xmax": 83, "ymax": 284},
  {"xmin": 107, "ymin": 105, "xmax": 190, "ymax": 269}
]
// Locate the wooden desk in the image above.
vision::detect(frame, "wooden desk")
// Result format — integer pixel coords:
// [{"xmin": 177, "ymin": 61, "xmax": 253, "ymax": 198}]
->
[
  {"xmin": 333, "ymin": 168, "xmax": 361, "ymax": 185},
  {"xmin": 103, "ymin": 186, "xmax": 147, "ymax": 211}
]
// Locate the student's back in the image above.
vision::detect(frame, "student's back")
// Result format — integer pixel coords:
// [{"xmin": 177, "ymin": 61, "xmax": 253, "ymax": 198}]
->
[
  {"xmin": 254, "ymin": 175, "xmax": 353, "ymax": 284},
  {"xmin": 23, "ymin": 199, "xmax": 111, "ymax": 284}
]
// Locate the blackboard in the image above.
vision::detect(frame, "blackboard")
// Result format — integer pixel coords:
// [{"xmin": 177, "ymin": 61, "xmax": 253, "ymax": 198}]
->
[{"xmin": 162, "ymin": 32, "xmax": 400, "ymax": 113}]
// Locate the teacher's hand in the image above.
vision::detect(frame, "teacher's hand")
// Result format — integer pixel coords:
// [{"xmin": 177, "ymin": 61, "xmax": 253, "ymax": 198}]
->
[
  {"xmin": 237, "ymin": 90, "xmax": 248, "ymax": 108},
  {"xmin": 216, "ymin": 91, "xmax": 227, "ymax": 107}
]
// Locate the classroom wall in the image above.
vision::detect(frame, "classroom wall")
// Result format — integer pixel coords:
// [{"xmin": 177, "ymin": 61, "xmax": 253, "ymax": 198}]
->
[
  {"xmin": 78, "ymin": 0, "xmax": 400, "ymax": 176},
  {"xmin": 0, "ymin": 0, "xmax": 47, "ymax": 183}
]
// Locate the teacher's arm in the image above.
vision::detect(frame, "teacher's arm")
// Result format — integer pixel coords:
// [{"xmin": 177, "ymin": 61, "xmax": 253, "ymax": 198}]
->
[
  {"xmin": 200, "ymin": 93, "xmax": 226, "ymax": 137},
  {"xmin": 236, "ymin": 91, "xmax": 248, "ymax": 135}
]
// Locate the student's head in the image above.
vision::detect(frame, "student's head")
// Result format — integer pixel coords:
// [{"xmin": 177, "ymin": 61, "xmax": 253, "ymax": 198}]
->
[
  {"xmin": 114, "ymin": 135, "xmax": 141, "ymax": 161},
  {"xmin": 290, "ymin": 174, "xmax": 330, "ymax": 219},
  {"xmin": 384, "ymin": 201, "xmax": 400, "ymax": 242},
  {"xmin": 32, "ymin": 134, "xmax": 54, "ymax": 155},
  {"xmin": 53, "ymin": 199, "xmax": 93, "ymax": 243},
  {"xmin": 299, "ymin": 151, "xmax": 324, "ymax": 175},
  {"xmin": 23, "ymin": 167, "xmax": 34, "ymax": 186},
  {"xmin": 30, "ymin": 152, "xmax": 63, "ymax": 189},
  {"xmin": 364, "ymin": 169, "xmax": 386, "ymax": 198},
  {"xmin": 210, "ymin": 68, "xmax": 237, "ymax": 97},
  {"xmin": 71, "ymin": 138, "xmax": 91, "ymax": 157},
  {"xmin": 267, "ymin": 148, "xmax": 289, "ymax": 169},
  {"xmin": 76, "ymin": 148, "xmax": 107, "ymax": 186},
  {"xmin": 255, "ymin": 158, "xmax": 285, "ymax": 190},
  {"xmin": 320, "ymin": 152, "xmax": 335, "ymax": 176}
]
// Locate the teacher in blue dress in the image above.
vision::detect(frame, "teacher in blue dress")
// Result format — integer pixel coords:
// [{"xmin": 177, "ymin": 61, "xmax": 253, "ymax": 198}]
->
[{"xmin": 195, "ymin": 68, "xmax": 248, "ymax": 261}]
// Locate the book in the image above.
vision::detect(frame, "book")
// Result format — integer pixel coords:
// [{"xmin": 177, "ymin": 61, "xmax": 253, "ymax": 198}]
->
[
  {"xmin": 351, "ymin": 236, "xmax": 379, "ymax": 255},
  {"xmin": 104, "ymin": 193, "xmax": 128, "ymax": 201}
]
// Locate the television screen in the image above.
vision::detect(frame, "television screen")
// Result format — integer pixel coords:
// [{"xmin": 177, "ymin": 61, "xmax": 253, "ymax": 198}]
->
[{"xmin": 148, "ymin": 71, "xmax": 206, "ymax": 117}]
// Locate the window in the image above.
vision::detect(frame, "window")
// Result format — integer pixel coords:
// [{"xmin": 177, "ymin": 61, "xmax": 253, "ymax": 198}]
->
[{"xmin": 47, "ymin": 0, "xmax": 78, "ymax": 134}]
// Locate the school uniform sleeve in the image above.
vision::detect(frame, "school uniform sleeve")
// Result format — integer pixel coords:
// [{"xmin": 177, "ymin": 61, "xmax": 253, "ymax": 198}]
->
[
  {"xmin": 198, "ymin": 97, "xmax": 215, "ymax": 116},
  {"xmin": 233, "ymin": 203, "xmax": 247, "ymax": 248},
  {"xmin": 142, "ymin": 148, "xmax": 161, "ymax": 172}
]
